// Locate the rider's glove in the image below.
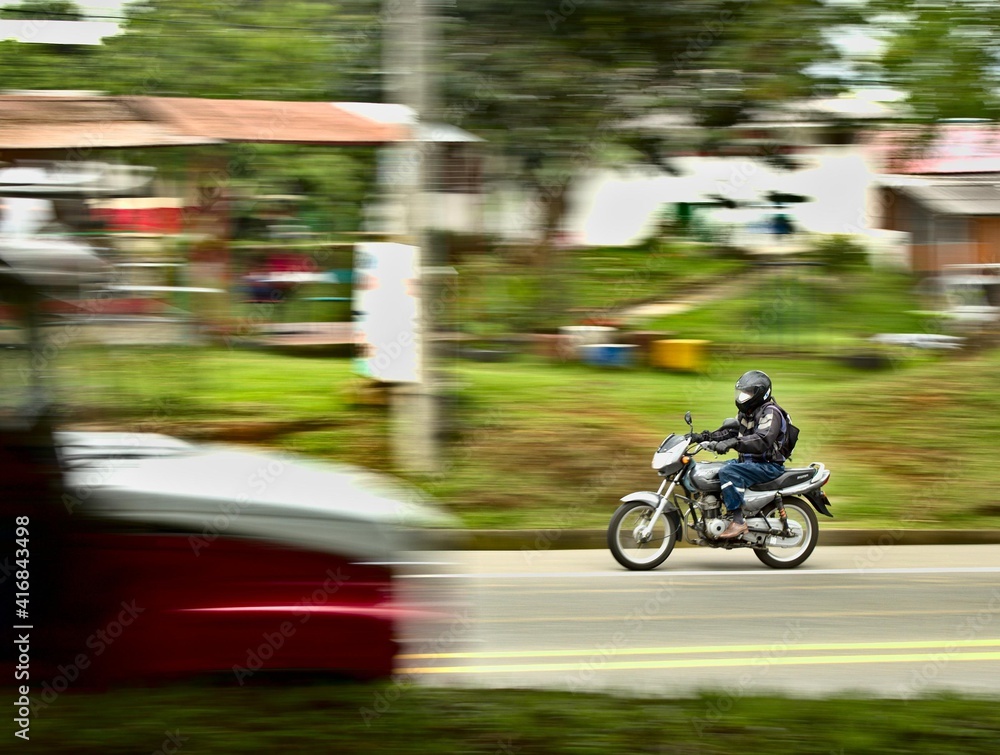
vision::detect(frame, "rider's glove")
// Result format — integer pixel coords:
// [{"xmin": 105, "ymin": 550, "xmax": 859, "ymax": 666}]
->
[
  {"xmin": 715, "ymin": 438, "xmax": 738, "ymax": 454},
  {"xmin": 689, "ymin": 431, "xmax": 709, "ymax": 443}
]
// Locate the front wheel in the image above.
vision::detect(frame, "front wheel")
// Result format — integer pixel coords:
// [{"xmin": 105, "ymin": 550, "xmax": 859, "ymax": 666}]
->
[
  {"xmin": 753, "ymin": 497, "xmax": 819, "ymax": 569},
  {"xmin": 608, "ymin": 501, "xmax": 679, "ymax": 571}
]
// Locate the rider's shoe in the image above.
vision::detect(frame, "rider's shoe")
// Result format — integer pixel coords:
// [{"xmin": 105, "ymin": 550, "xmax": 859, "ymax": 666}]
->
[{"xmin": 718, "ymin": 521, "xmax": 748, "ymax": 539}]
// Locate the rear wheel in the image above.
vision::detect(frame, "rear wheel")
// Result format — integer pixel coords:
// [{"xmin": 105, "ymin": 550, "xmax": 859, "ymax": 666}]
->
[
  {"xmin": 608, "ymin": 501, "xmax": 679, "ymax": 571},
  {"xmin": 753, "ymin": 497, "xmax": 818, "ymax": 569}
]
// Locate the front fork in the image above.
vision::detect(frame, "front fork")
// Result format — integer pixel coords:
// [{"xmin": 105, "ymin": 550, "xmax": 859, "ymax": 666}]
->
[{"xmin": 639, "ymin": 476, "xmax": 678, "ymax": 540}]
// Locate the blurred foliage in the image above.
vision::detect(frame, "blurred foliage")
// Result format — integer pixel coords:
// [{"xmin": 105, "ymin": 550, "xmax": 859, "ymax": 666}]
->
[
  {"xmin": 31, "ymin": 684, "xmax": 1000, "ymax": 753},
  {"xmin": 875, "ymin": 0, "xmax": 1000, "ymax": 121},
  {"xmin": 570, "ymin": 242, "xmax": 746, "ymax": 319},
  {"xmin": 122, "ymin": 143, "xmax": 378, "ymax": 236},
  {"xmin": 101, "ymin": 0, "xmax": 358, "ymax": 101},
  {"xmin": 0, "ymin": 2, "xmax": 347, "ymax": 95},
  {"xmin": 0, "ymin": 0, "xmax": 82, "ymax": 21},
  {"xmin": 804, "ymin": 233, "xmax": 871, "ymax": 272},
  {"xmin": 0, "ymin": 1, "xmax": 94, "ymax": 68},
  {"xmin": 645, "ymin": 267, "xmax": 932, "ymax": 346},
  {"xmin": 439, "ymin": 0, "xmax": 857, "ymax": 239},
  {"xmin": 457, "ymin": 241, "xmax": 746, "ymax": 333}
]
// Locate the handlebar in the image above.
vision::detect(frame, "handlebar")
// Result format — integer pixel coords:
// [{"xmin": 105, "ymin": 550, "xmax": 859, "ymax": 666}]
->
[
  {"xmin": 686, "ymin": 439, "xmax": 711, "ymax": 455},
  {"xmin": 686, "ymin": 438, "xmax": 723, "ymax": 455}
]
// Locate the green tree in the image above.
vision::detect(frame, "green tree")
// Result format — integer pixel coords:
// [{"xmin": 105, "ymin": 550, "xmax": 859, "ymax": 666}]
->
[
  {"xmin": 0, "ymin": 2, "xmax": 95, "ymax": 78},
  {"xmin": 875, "ymin": 0, "xmax": 1000, "ymax": 121},
  {"xmin": 1, "ymin": 1, "xmax": 83, "ymax": 21},
  {"xmin": 99, "ymin": 0, "xmax": 353, "ymax": 100},
  {"xmin": 434, "ymin": 0, "xmax": 856, "ymax": 323},
  {"xmin": 440, "ymin": 0, "xmax": 857, "ymax": 231}
]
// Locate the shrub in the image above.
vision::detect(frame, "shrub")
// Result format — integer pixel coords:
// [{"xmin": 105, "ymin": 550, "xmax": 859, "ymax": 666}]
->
[{"xmin": 806, "ymin": 234, "xmax": 870, "ymax": 272}]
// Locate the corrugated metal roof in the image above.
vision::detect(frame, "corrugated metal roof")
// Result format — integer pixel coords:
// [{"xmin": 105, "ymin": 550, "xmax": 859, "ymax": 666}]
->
[
  {"xmin": 897, "ymin": 182, "xmax": 1000, "ymax": 216},
  {"xmin": 0, "ymin": 94, "xmax": 415, "ymax": 149},
  {"xmin": 0, "ymin": 95, "xmax": 219, "ymax": 149},
  {"xmin": 134, "ymin": 97, "xmax": 408, "ymax": 145}
]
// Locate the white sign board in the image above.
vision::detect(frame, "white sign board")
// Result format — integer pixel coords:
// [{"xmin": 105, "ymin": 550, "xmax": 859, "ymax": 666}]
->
[{"xmin": 353, "ymin": 242, "xmax": 422, "ymax": 383}]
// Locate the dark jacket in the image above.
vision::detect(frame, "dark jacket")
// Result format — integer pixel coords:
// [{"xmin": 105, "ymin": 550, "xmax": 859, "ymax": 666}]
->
[{"xmin": 706, "ymin": 399, "xmax": 787, "ymax": 464}]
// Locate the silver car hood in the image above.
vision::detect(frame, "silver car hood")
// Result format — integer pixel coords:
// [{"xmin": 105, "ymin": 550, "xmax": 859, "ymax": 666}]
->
[
  {"xmin": 0, "ymin": 235, "xmax": 110, "ymax": 289},
  {"xmin": 58, "ymin": 432, "xmax": 458, "ymax": 560}
]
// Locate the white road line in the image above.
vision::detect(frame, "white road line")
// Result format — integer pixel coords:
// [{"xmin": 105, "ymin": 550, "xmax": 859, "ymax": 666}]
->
[{"xmin": 400, "ymin": 566, "xmax": 1000, "ymax": 579}]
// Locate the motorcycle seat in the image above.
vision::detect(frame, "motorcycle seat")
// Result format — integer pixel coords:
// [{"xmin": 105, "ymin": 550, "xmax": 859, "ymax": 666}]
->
[{"xmin": 749, "ymin": 467, "xmax": 816, "ymax": 491}]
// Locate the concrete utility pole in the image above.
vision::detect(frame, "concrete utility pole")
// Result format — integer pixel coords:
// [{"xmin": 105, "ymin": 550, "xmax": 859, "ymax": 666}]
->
[{"xmin": 383, "ymin": 0, "xmax": 440, "ymax": 475}]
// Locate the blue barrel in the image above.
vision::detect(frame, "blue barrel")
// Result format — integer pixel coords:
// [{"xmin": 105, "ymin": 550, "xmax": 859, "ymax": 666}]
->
[{"xmin": 580, "ymin": 343, "xmax": 637, "ymax": 368}]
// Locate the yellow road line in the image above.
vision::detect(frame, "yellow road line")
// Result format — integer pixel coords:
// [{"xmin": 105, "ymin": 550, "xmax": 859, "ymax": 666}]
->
[
  {"xmin": 399, "ymin": 637, "xmax": 1000, "ymax": 661},
  {"xmin": 399, "ymin": 651, "xmax": 1000, "ymax": 676}
]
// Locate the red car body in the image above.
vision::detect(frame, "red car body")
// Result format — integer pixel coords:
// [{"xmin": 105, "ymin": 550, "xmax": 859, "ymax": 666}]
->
[{"xmin": 3, "ymin": 431, "xmax": 452, "ymax": 689}]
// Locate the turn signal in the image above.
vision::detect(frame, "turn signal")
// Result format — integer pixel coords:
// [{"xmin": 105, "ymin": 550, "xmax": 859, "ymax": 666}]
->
[
  {"xmin": 822, "ymin": 474, "xmax": 831, "ymax": 486},
  {"xmin": 681, "ymin": 455, "xmax": 691, "ymax": 464}
]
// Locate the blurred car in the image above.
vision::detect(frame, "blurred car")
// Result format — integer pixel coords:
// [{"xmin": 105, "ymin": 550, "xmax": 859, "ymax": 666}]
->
[
  {"xmin": 1, "ymin": 162, "xmax": 456, "ymax": 686},
  {"xmin": 47, "ymin": 431, "xmax": 453, "ymax": 683}
]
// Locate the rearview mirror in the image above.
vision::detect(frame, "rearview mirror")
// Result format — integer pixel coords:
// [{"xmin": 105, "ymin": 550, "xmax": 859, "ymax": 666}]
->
[{"xmin": 684, "ymin": 411, "xmax": 693, "ymax": 427}]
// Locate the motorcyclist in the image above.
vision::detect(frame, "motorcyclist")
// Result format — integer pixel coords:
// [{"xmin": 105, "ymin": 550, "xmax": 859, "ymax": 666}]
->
[{"xmin": 689, "ymin": 370, "xmax": 788, "ymax": 539}]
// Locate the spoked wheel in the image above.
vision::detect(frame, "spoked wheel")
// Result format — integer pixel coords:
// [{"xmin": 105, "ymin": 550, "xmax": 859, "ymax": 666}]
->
[
  {"xmin": 753, "ymin": 497, "xmax": 819, "ymax": 569},
  {"xmin": 608, "ymin": 501, "xmax": 679, "ymax": 571}
]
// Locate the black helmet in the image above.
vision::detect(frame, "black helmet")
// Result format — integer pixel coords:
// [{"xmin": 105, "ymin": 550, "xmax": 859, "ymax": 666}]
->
[{"xmin": 735, "ymin": 370, "xmax": 772, "ymax": 413}]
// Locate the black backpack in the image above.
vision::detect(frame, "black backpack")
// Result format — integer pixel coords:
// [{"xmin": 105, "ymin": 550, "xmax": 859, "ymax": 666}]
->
[{"xmin": 774, "ymin": 404, "xmax": 800, "ymax": 462}]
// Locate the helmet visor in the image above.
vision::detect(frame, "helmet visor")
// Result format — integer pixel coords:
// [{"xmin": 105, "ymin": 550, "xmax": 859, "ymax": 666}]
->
[{"xmin": 736, "ymin": 389, "xmax": 754, "ymax": 405}]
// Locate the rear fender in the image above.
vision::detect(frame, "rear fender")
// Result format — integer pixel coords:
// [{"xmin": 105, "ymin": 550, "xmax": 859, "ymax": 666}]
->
[{"xmin": 803, "ymin": 488, "xmax": 834, "ymax": 518}]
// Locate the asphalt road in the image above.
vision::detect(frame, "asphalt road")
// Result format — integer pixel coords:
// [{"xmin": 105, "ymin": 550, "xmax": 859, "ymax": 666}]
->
[{"xmin": 394, "ymin": 545, "xmax": 1000, "ymax": 698}]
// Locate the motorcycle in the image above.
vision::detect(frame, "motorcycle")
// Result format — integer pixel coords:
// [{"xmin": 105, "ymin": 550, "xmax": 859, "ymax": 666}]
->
[{"xmin": 608, "ymin": 411, "xmax": 833, "ymax": 570}]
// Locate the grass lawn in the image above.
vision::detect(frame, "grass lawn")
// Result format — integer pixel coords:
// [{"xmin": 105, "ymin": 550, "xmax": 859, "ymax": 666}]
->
[
  {"xmin": 641, "ymin": 267, "xmax": 936, "ymax": 349},
  {"xmin": 425, "ymin": 350, "xmax": 1000, "ymax": 529},
  {"xmin": 28, "ymin": 684, "xmax": 1000, "ymax": 753},
  {"xmin": 52, "ymin": 342, "xmax": 1000, "ymax": 531},
  {"xmin": 458, "ymin": 242, "xmax": 745, "ymax": 333},
  {"xmin": 569, "ymin": 242, "xmax": 745, "ymax": 314}
]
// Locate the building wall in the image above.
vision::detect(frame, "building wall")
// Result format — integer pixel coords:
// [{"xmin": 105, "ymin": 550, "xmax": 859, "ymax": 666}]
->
[
  {"xmin": 974, "ymin": 217, "xmax": 1000, "ymax": 264},
  {"xmin": 909, "ymin": 243, "xmax": 979, "ymax": 273},
  {"xmin": 877, "ymin": 188, "xmax": 1000, "ymax": 272},
  {"xmin": 879, "ymin": 188, "xmax": 901, "ymax": 231}
]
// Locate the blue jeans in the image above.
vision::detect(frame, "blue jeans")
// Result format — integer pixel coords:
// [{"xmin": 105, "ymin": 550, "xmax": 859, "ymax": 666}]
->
[{"xmin": 718, "ymin": 460, "xmax": 785, "ymax": 512}]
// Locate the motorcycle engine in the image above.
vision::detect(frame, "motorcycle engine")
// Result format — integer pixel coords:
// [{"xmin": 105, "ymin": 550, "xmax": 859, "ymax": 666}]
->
[
  {"xmin": 695, "ymin": 495, "xmax": 727, "ymax": 539},
  {"xmin": 705, "ymin": 519, "xmax": 729, "ymax": 539},
  {"xmin": 695, "ymin": 494, "xmax": 720, "ymax": 514}
]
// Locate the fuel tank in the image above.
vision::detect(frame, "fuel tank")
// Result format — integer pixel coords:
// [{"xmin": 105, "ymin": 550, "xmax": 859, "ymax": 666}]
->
[{"xmin": 686, "ymin": 461, "xmax": 727, "ymax": 492}]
